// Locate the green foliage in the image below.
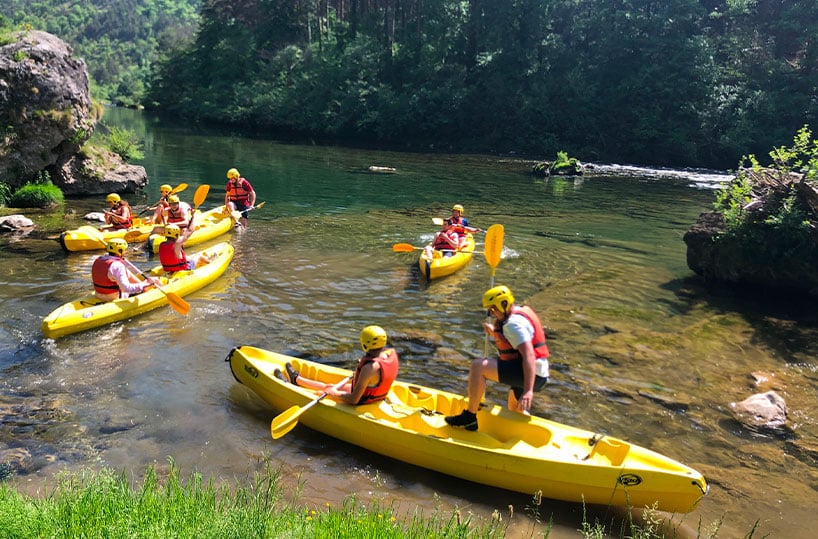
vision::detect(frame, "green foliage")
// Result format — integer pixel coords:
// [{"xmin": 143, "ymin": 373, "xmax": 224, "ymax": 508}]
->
[
  {"xmin": 9, "ymin": 173, "xmax": 64, "ymax": 208},
  {"xmin": 551, "ymin": 151, "xmax": 582, "ymax": 174},
  {"xmin": 711, "ymin": 126, "xmax": 818, "ymax": 272},
  {"xmin": 2, "ymin": 0, "xmax": 201, "ymax": 105},
  {"xmin": 6, "ymin": 1, "xmax": 818, "ymax": 168},
  {"xmin": 0, "ymin": 182, "xmax": 11, "ymax": 206},
  {"xmin": 102, "ymin": 126, "xmax": 144, "ymax": 161},
  {"xmin": 0, "ymin": 462, "xmax": 508, "ymax": 538},
  {"xmin": 713, "ymin": 165, "xmax": 754, "ymax": 230}
]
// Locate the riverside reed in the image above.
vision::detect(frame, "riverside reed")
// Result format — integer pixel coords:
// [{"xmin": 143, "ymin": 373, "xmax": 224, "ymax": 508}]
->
[{"xmin": 0, "ymin": 460, "xmax": 744, "ymax": 538}]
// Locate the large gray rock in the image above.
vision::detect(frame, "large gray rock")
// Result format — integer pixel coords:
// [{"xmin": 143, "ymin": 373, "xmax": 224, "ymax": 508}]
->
[{"xmin": 0, "ymin": 30, "xmax": 146, "ymax": 194}]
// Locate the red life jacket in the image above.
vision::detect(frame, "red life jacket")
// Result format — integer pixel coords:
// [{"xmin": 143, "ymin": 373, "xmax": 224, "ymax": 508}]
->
[
  {"xmin": 91, "ymin": 255, "xmax": 121, "ymax": 295},
  {"xmin": 166, "ymin": 202, "xmax": 191, "ymax": 227},
  {"xmin": 446, "ymin": 215, "xmax": 468, "ymax": 235},
  {"xmin": 226, "ymin": 178, "xmax": 252, "ymax": 205},
  {"xmin": 433, "ymin": 231, "xmax": 458, "ymax": 251},
  {"xmin": 158, "ymin": 240, "xmax": 188, "ymax": 272},
  {"xmin": 353, "ymin": 348, "xmax": 399, "ymax": 404},
  {"xmin": 491, "ymin": 305, "xmax": 550, "ymax": 361},
  {"xmin": 108, "ymin": 203, "xmax": 133, "ymax": 229}
]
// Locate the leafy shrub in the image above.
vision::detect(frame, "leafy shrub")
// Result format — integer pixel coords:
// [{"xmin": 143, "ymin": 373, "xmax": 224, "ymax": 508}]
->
[
  {"xmin": 9, "ymin": 173, "xmax": 64, "ymax": 208},
  {"xmin": 104, "ymin": 126, "xmax": 144, "ymax": 161},
  {"xmin": 0, "ymin": 182, "xmax": 11, "ymax": 205}
]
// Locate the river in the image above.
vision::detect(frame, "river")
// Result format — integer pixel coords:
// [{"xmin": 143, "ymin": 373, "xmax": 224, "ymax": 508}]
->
[{"xmin": 2, "ymin": 106, "xmax": 817, "ymax": 538}]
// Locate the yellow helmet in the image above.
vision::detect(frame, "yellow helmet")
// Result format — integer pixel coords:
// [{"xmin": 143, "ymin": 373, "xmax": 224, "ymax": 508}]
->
[
  {"xmin": 360, "ymin": 325, "xmax": 387, "ymax": 353},
  {"xmin": 160, "ymin": 184, "xmax": 172, "ymax": 194},
  {"xmin": 167, "ymin": 194, "xmax": 180, "ymax": 204},
  {"xmin": 227, "ymin": 168, "xmax": 240, "ymax": 179},
  {"xmin": 106, "ymin": 193, "xmax": 121, "ymax": 203},
  {"xmin": 165, "ymin": 224, "xmax": 181, "ymax": 239},
  {"xmin": 483, "ymin": 285, "xmax": 515, "ymax": 314},
  {"xmin": 106, "ymin": 238, "xmax": 128, "ymax": 256},
  {"xmin": 452, "ymin": 204, "xmax": 464, "ymax": 214}
]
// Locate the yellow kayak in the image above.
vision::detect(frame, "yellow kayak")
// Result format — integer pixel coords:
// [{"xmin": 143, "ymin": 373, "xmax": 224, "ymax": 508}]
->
[
  {"xmin": 226, "ymin": 346, "xmax": 708, "ymax": 513},
  {"xmin": 145, "ymin": 206, "xmax": 234, "ymax": 253},
  {"xmin": 418, "ymin": 233, "xmax": 475, "ymax": 281},
  {"xmin": 42, "ymin": 242, "xmax": 234, "ymax": 339},
  {"xmin": 59, "ymin": 218, "xmax": 152, "ymax": 252}
]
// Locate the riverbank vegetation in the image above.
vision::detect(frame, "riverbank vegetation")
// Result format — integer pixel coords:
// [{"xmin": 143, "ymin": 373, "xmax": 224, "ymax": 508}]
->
[
  {"xmin": 0, "ymin": 461, "xmax": 736, "ymax": 538},
  {"xmin": 2, "ymin": 2, "xmax": 817, "ymax": 170}
]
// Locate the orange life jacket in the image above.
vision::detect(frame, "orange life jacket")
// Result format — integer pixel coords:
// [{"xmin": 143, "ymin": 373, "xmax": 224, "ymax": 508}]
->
[
  {"xmin": 353, "ymin": 348, "xmax": 399, "ymax": 404},
  {"xmin": 446, "ymin": 215, "xmax": 468, "ymax": 235},
  {"xmin": 107, "ymin": 202, "xmax": 133, "ymax": 229},
  {"xmin": 158, "ymin": 240, "xmax": 188, "ymax": 272},
  {"xmin": 491, "ymin": 305, "xmax": 550, "ymax": 361},
  {"xmin": 91, "ymin": 255, "xmax": 120, "ymax": 295},
  {"xmin": 166, "ymin": 202, "xmax": 191, "ymax": 227},
  {"xmin": 226, "ymin": 178, "xmax": 253, "ymax": 205}
]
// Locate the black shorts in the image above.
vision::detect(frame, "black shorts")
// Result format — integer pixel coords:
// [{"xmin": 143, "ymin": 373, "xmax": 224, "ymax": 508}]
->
[{"xmin": 497, "ymin": 357, "xmax": 548, "ymax": 399}]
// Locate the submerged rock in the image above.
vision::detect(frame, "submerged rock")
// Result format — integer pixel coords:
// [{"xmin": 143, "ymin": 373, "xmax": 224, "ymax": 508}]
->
[{"xmin": 730, "ymin": 390, "xmax": 788, "ymax": 434}]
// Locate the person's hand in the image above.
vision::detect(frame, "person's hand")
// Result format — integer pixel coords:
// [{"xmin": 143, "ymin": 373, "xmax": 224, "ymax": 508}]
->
[
  {"xmin": 517, "ymin": 390, "xmax": 534, "ymax": 415},
  {"xmin": 482, "ymin": 321, "xmax": 495, "ymax": 335}
]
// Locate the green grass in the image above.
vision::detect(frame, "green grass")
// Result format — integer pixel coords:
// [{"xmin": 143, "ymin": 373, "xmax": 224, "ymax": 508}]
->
[{"xmin": 0, "ymin": 459, "xmax": 758, "ymax": 538}]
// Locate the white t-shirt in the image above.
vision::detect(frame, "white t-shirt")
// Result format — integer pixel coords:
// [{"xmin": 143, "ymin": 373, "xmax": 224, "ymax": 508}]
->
[{"xmin": 503, "ymin": 312, "xmax": 549, "ymax": 378}]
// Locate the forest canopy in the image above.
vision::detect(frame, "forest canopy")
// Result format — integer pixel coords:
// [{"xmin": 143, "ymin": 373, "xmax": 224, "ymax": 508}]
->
[{"xmin": 3, "ymin": 1, "xmax": 817, "ymax": 170}]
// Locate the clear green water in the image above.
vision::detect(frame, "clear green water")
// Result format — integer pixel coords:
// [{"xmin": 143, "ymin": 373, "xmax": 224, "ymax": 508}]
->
[{"xmin": 2, "ymin": 107, "xmax": 817, "ymax": 537}]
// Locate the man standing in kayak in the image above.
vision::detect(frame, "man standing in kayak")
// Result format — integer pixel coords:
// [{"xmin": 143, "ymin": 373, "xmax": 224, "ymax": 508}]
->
[
  {"xmin": 225, "ymin": 168, "xmax": 256, "ymax": 229},
  {"xmin": 446, "ymin": 285, "xmax": 549, "ymax": 431},
  {"xmin": 280, "ymin": 326, "xmax": 399, "ymax": 406},
  {"xmin": 92, "ymin": 239, "xmax": 157, "ymax": 301}
]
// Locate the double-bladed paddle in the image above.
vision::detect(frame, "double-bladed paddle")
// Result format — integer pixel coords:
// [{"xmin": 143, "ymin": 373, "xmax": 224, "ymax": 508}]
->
[
  {"xmin": 125, "ymin": 184, "xmax": 209, "ymax": 243},
  {"xmin": 270, "ymin": 375, "xmax": 352, "ymax": 439},
  {"xmin": 391, "ymin": 243, "xmax": 482, "ymax": 254},
  {"xmin": 432, "ymin": 217, "xmax": 483, "ymax": 232}
]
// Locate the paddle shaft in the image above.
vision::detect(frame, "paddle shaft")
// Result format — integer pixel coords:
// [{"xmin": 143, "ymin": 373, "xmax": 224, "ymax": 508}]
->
[
  {"xmin": 394, "ymin": 245, "xmax": 485, "ymax": 254},
  {"xmin": 137, "ymin": 183, "xmax": 188, "ymax": 216},
  {"xmin": 482, "ymin": 224, "xmax": 505, "ymax": 356},
  {"xmin": 121, "ymin": 258, "xmax": 190, "ymax": 316},
  {"xmin": 271, "ymin": 375, "xmax": 352, "ymax": 439}
]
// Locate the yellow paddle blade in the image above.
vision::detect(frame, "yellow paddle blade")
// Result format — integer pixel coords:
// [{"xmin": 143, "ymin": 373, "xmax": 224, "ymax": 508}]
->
[
  {"xmin": 83, "ymin": 226, "xmax": 108, "ymax": 248},
  {"xmin": 432, "ymin": 217, "xmax": 445, "ymax": 226},
  {"xmin": 484, "ymin": 224, "xmax": 504, "ymax": 269},
  {"xmin": 165, "ymin": 291, "xmax": 190, "ymax": 316},
  {"xmin": 193, "ymin": 184, "xmax": 210, "ymax": 209},
  {"xmin": 253, "ymin": 201, "xmax": 266, "ymax": 210},
  {"xmin": 392, "ymin": 243, "xmax": 419, "ymax": 252},
  {"xmin": 123, "ymin": 230, "xmax": 150, "ymax": 243},
  {"xmin": 270, "ymin": 405, "xmax": 304, "ymax": 439},
  {"xmin": 170, "ymin": 182, "xmax": 188, "ymax": 194}
]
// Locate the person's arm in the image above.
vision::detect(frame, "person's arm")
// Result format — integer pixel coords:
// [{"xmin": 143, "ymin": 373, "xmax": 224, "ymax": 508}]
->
[
  {"xmin": 246, "ymin": 180, "xmax": 256, "ymax": 206},
  {"xmin": 505, "ymin": 316, "xmax": 537, "ymax": 412},
  {"xmin": 109, "ymin": 261, "xmax": 150, "ymax": 295},
  {"xmin": 516, "ymin": 340, "xmax": 537, "ymax": 412},
  {"xmin": 328, "ymin": 361, "xmax": 380, "ymax": 405}
]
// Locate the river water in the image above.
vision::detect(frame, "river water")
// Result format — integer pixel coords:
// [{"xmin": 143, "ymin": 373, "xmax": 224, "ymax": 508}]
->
[{"xmin": 2, "ymin": 107, "xmax": 817, "ymax": 537}]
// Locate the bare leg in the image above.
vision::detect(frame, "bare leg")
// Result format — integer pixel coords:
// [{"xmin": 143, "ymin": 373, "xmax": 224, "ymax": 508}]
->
[{"xmin": 466, "ymin": 357, "xmax": 499, "ymax": 413}]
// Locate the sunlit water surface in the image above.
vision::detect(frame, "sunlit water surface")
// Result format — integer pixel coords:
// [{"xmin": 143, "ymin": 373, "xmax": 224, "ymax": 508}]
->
[{"xmin": 2, "ymin": 107, "xmax": 818, "ymax": 537}]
